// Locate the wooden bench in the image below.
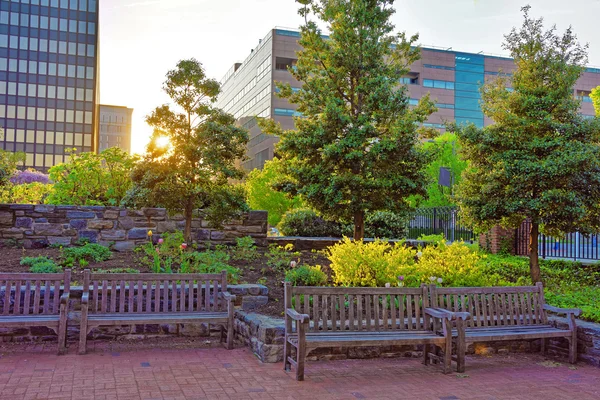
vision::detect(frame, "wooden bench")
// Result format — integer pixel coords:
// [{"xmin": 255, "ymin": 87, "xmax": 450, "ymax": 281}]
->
[
  {"xmin": 430, "ymin": 283, "xmax": 581, "ymax": 372},
  {"xmin": 79, "ymin": 270, "xmax": 236, "ymax": 354},
  {"xmin": 284, "ymin": 282, "xmax": 469, "ymax": 381},
  {"xmin": 0, "ymin": 270, "xmax": 71, "ymax": 355}
]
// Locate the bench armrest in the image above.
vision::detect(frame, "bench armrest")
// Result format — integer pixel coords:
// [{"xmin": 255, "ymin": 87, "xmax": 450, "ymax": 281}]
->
[
  {"xmin": 81, "ymin": 292, "xmax": 89, "ymax": 305},
  {"xmin": 543, "ymin": 304, "xmax": 581, "ymax": 317},
  {"xmin": 60, "ymin": 292, "xmax": 70, "ymax": 305},
  {"xmin": 286, "ymin": 308, "xmax": 309, "ymax": 324},
  {"xmin": 425, "ymin": 307, "xmax": 470, "ymax": 321},
  {"xmin": 221, "ymin": 291, "xmax": 236, "ymax": 302}
]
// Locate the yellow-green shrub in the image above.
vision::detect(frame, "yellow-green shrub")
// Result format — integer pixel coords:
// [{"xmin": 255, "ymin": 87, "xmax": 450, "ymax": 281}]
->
[{"xmin": 326, "ymin": 238, "xmax": 416, "ymax": 287}]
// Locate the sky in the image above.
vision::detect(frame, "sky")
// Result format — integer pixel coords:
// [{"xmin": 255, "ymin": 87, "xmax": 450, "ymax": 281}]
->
[{"xmin": 99, "ymin": 0, "xmax": 600, "ymax": 155}]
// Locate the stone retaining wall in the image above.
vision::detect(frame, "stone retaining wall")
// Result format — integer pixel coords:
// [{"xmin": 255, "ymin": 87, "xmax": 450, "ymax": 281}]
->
[{"xmin": 0, "ymin": 204, "xmax": 268, "ymax": 250}]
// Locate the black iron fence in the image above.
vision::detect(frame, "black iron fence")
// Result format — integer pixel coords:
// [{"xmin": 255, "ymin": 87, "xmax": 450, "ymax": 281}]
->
[
  {"xmin": 515, "ymin": 220, "xmax": 600, "ymax": 261},
  {"xmin": 406, "ymin": 206, "xmax": 475, "ymax": 242}
]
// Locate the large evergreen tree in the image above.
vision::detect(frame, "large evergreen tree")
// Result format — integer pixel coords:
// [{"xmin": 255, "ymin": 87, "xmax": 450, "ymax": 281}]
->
[
  {"xmin": 456, "ymin": 6, "xmax": 600, "ymax": 283},
  {"xmin": 260, "ymin": 0, "xmax": 436, "ymax": 240}
]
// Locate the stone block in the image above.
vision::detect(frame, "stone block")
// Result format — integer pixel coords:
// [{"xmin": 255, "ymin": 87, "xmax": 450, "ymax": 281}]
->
[
  {"xmin": 127, "ymin": 209, "xmax": 145, "ymax": 217},
  {"xmin": 34, "ymin": 218, "xmax": 48, "ymax": 223},
  {"xmin": 9, "ymin": 204, "xmax": 34, "ymax": 210},
  {"xmin": 196, "ymin": 229, "xmax": 210, "ymax": 240},
  {"xmin": 133, "ymin": 221, "xmax": 157, "ymax": 229},
  {"xmin": 87, "ymin": 220, "xmax": 115, "ymax": 230},
  {"xmin": 143, "ymin": 208, "xmax": 167, "ymax": 217},
  {"xmin": 157, "ymin": 221, "xmax": 177, "ymax": 233},
  {"xmin": 128, "ymin": 228, "xmax": 151, "ymax": 240},
  {"xmin": 104, "ymin": 210, "xmax": 120, "ymax": 220},
  {"xmin": 23, "ymin": 238, "xmax": 49, "ymax": 249},
  {"xmin": 241, "ymin": 295, "xmax": 269, "ymax": 311},
  {"xmin": 237, "ymin": 225, "xmax": 265, "ymax": 234},
  {"xmin": 118, "ymin": 217, "xmax": 135, "ymax": 230},
  {"xmin": 34, "ymin": 205, "xmax": 55, "ymax": 213},
  {"xmin": 113, "ymin": 241, "xmax": 136, "ymax": 252},
  {"xmin": 15, "ymin": 211, "xmax": 24, "ymax": 216},
  {"xmin": 33, "ymin": 223, "xmax": 63, "ymax": 236},
  {"xmin": 48, "ymin": 237, "xmax": 72, "ymax": 246},
  {"xmin": 15, "ymin": 217, "xmax": 32, "ymax": 229},
  {"xmin": 30, "ymin": 326, "xmax": 56, "ymax": 336},
  {"xmin": 1, "ymin": 228, "xmax": 24, "ymax": 239},
  {"xmin": 79, "ymin": 230, "xmax": 98, "ymax": 243},
  {"xmin": 211, "ymin": 231, "xmax": 226, "ymax": 240},
  {"xmin": 66, "ymin": 211, "xmax": 96, "ymax": 219},
  {"xmin": 248, "ymin": 210, "xmax": 268, "ymax": 221},
  {"xmin": 348, "ymin": 346, "xmax": 381, "ymax": 359},
  {"xmin": 0, "ymin": 211, "xmax": 13, "ymax": 226},
  {"xmin": 101, "ymin": 230, "xmax": 126, "ymax": 241}
]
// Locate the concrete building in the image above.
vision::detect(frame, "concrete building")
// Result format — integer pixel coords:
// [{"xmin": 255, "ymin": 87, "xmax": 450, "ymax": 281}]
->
[
  {"xmin": 216, "ymin": 28, "xmax": 600, "ymax": 171},
  {"xmin": 99, "ymin": 104, "xmax": 132, "ymax": 153},
  {"xmin": 0, "ymin": 0, "xmax": 100, "ymax": 171}
]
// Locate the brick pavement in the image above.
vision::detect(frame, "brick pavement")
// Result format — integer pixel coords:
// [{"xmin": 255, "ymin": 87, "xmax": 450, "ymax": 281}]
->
[{"xmin": 0, "ymin": 339, "xmax": 598, "ymax": 400}]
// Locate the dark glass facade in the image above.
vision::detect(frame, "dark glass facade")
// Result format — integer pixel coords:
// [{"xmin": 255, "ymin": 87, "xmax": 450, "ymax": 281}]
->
[{"xmin": 0, "ymin": 0, "xmax": 99, "ymax": 170}]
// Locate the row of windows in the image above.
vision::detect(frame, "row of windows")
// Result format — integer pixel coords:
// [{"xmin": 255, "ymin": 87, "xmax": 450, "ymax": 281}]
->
[
  {"xmin": 0, "ymin": 105, "xmax": 92, "ymax": 123},
  {"xmin": 1, "ymin": 12, "xmax": 96, "ymax": 34},
  {"xmin": 274, "ymin": 108, "xmax": 302, "ymax": 117},
  {"xmin": 423, "ymin": 64, "xmax": 454, "ymax": 71},
  {"xmin": 233, "ymin": 76, "xmax": 257, "ymax": 106},
  {"xmin": 99, "ymin": 124, "xmax": 125, "ymax": 134},
  {"xmin": 256, "ymin": 57, "xmax": 270, "ymax": 81},
  {"xmin": 274, "ymin": 86, "xmax": 301, "ymax": 94},
  {"xmin": 577, "ymin": 96, "xmax": 592, "ymax": 103},
  {"xmin": 423, "ymin": 122, "xmax": 444, "ymax": 129},
  {"xmin": 233, "ymin": 85, "xmax": 270, "ymax": 119},
  {"xmin": 4, "ymin": 0, "xmax": 97, "ymax": 12},
  {"xmin": 0, "ymin": 81, "xmax": 94, "ymax": 101},
  {"xmin": 436, "ymin": 103, "xmax": 454, "ymax": 109},
  {"xmin": 1, "ymin": 127, "xmax": 91, "ymax": 146},
  {"xmin": 241, "ymin": 117, "xmax": 257, "ymax": 130},
  {"xmin": 248, "ymin": 132, "xmax": 268, "ymax": 148},
  {"xmin": 0, "ymin": 35, "xmax": 95, "ymax": 57},
  {"xmin": 0, "ymin": 57, "xmax": 94, "ymax": 79},
  {"xmin": 423, "ymin": 79, "xmax": 454, "ymax": 90}
]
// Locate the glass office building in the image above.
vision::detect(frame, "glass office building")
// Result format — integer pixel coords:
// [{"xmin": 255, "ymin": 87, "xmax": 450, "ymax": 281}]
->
[
  {"xmin": 0, "ymin": 0, "xmax": 99, "ymax": 171},
  {"xmin": 217, "ymin": 28, "xmax": 600, "ymax": 171}
]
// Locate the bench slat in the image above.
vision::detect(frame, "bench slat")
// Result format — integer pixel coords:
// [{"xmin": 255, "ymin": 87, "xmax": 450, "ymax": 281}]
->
[
  {"xmin": 23, "ymin": 281, "xmax": 31, "ymax": 315},
  {"xmin": 348, "ymin": 294, "xmax": 354, "ymax": 331},
  {"xmin": 33, "ymin": 280, "xmax": 41, "ymax": 315},
  {"xmin": 14, "ymin": 280, "xmax": 21, "ymax": 315}
]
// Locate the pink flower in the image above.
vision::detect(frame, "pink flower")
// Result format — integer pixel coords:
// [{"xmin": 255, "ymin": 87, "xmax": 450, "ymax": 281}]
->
[
  {"xmin": 155, "ymin": 248, "xmax": 160, "ymax": 253},
  {"xmin": 398, "ymin": 276, "xmax": 404, "ymax": 281},
  {"xmin": 158, "ymin": 238, "xmax": 164, "ymax": 244},
  {"xmin": 180, "ymin": 243, "xmax": 188, "ymax": 250},
  {"xmin": 290, "ymin": 261, "xmax": 297, "ymax": 268}
]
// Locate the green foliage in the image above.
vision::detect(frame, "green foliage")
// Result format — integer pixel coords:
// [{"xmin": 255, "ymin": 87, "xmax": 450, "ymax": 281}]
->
[
  {"xmin": 454, "ymin": 7, "xmax": 600, "ymax": 282},
  {"xmin": 137, "ymin": 231, "xmax": 186, "ymax": 273},
  {"xmin": 591, "ymin": 86, "xmax": 600, "ymax": 116},
  {"xmin": 0, "ymin": 182, "xmax": 53, "ymax": 204},
  {"xmin": 128, "ymin": 59, "xmax": 249, "ymax": 242},
  {"xmin": 259, "ymin": 0, "xmax": 435, "ymax": 240},
  {"xmin": 285, "ymin": 265, "xmax": 327, "ymax": 286},
  {"xmin": 60, "ymin": 243, "xmax": 112, "ymax": 268},
  {"xmin": 0, "ymin": 148, "xmax": 25, "ymax": 187},
  {"xmin": 21, "ymin": 256, "xmax": 61, "ymax": 273},
  {"xmin": 94, "ymin": 268, "xmax": 140, "ymax": 274},
  {"xmin": 418, "ymin": 233, "xmax": 445, "ymax": 243},
  {"xmin": 278, "ymin": 209, "xmax": 343, "ymax": 237},
  {"xmin": 246, "ymin": 158, "xmax": 304, "ymax": 226},
  {"xmin": 266, "ymin": 244, "xmax": 300, "ymax": 272},
  {"xmin": 179, "ymin": 250, "xmax": 240, "ymax": 283},
  {"xmin": 229, "ymin": 236, "xmax": 260, "ymax": 262},
  {"xmin": 409, "ymin": 133, "xmax": 467, "ymax": 208},
  {"xmin": 46, "ymin": 147, "xmax": 138, "ymax": 206},
  {"xmin": 326, "ymin": 238, "xmax": 417, "ymax": 287},
  {"xmin": 364, "ymin": 211, "xmax": 409, "ymax": 239},
  {"xmin": 545, "ymin": 287, "xmax": 600, "ymax": 323}
]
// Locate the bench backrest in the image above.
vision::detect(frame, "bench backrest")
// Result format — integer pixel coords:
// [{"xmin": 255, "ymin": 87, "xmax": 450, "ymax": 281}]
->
[
  {"xmin": 0, "ymin": 270, "xmax": 71, "ymax": 316},
  {"xmin": 82, "ymin": 270, "xmax": 227, "ymax": 314},
  {"xmin": 430, "ymin": 282, "xmax": 548, "ymax": 328},
  {"xmin": 285, "ymin": 283, "xmax": 431, "ymax": 332}
]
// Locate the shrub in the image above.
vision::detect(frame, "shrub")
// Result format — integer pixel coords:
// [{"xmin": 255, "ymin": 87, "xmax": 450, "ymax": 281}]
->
[
  {"xmin": 229, "ymin": 236, "xmax": 260, "ymax": 262},
  {"xmin": 326, "ymin": 238, "xmax": 417, "ymax": 287},
  {"xmin": 20, "ymin": 256, "xmax": 61, "ymax": 273},
  {"xmin": 0, "ymin": 182, "xmax": 54, "ymax": 204},
  {"xmin": 364, "ymin": 211, "xmax": 409, "ymax": 239},
  {"xmin": 278, "ymin": 209, "xmax": 343, "ymax": 237},
  {"xmin": 285, "ymin": 265, "xmax": 327, "ymax": 286},
  {"xmin": 545, "ymin": 286, "xmax": 600, "ymax": 323},
  {"xmin": 418, "ymin": 233, "xmax": 445, "ymax": 242},
  {"xmin": 61, "ymin": 243, "xmax": 112, "ymax": 268},
  {"xmin": 266, "ymin": 244, "xmax": 300, "ymax": 272},
  {"xmin": 180, "ymin": 250, "xmax": 240, "ymax": 283}
]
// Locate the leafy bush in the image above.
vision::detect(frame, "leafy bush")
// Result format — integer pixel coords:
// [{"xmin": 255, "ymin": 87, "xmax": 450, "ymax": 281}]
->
[
  {"xmin": 61, "ymin": 243, "xmax": 112, "ymax": 268},
  {"xmin": 418, "ymin": 233, "xmax": 445, "ymax": 242},
  {"xmin": 278, "ymin": 209, "xmax": 343, "ymax": 237},
  {"xmin": 180, "ymin": 250, "xmax": 240, "ymax": 283},
  {"xmin": 545, "ymin": 287, "xmax": 600, "ymax": 323},
  {"xmin": 229, "ymin": 236, "xmax": 260, "ymax": 262},
  {"xmin": 0, "ymin": 182, "xmax": 53, "ymax": 204},
  {"xmin": 326, "ymin": 238, "xmax": 417, "ymax": 287},
  {"xmin": 266, "ymin": 244, "xmax": 300, "ymax": 272},
  {"xmin": 20, "ymin": 256, "xmax": 61, "ymax": 273},
  {"xmin": 364, "ymin": 211, "xmax": 409, "ymax": 239},
  {"xmin": 285, "ymin": 265, "xmax": 327, "ymax": 286}
]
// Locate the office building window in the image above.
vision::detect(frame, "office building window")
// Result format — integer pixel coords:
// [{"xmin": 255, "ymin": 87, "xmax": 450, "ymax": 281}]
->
[{"xmin": 423, "ymin": 79, "xmax": 454, "ymax": 90}]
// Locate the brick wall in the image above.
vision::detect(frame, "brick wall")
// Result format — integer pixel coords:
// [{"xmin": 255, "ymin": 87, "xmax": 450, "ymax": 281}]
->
[{"xmin": 479, "ymin": 225, "xmax": 515, "ymax": 254}]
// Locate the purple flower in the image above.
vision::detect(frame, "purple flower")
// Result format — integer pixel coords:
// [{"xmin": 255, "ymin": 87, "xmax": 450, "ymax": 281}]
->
[
  {"xmin": 10, "ymin": 170, "xmax": 50, "ymax": 185},
  {"xmin": 398, "ymin": 276, "xmax": 404, "ymax": 281}
]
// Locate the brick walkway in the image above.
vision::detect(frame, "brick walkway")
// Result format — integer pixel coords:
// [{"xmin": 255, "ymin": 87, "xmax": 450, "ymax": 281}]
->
[{"xmin": 0, "ymin": 340, "xmax": 599, "ymax": 400}]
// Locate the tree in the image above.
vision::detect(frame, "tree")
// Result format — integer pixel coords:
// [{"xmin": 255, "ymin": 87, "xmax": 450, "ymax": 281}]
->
[
  {"xmin": 455, "ymin": 6, "xmax": 600, "ymax": 283},
  {"xmin": 46, "ymin": 147, "xmax": 138, "ymax": 206},
  {"xmin": 259, "ymin": 0, "xmax": 436, "ymax": 240},
  {"xmin": 246, "ymin": 158, "xmax": 303, "ymax": 226},
  {"xmin": 129, "ymin": 59, "xmax": 249, "ymax": 243},
  {"xmin": 591, "ymin": 86, "xmax": 600, "ymax": 116}
]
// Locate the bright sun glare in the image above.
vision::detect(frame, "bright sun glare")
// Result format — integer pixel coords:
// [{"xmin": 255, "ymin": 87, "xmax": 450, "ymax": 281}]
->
[{"xmin": 155, "ymin": 136, "xmax": 170, "ymax": 148}]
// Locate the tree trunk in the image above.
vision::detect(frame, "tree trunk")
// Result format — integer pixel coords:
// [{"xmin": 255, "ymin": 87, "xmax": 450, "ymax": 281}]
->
[
  {"xmin": 529, "ymin": 221, "xmax": 542, "ymax": 284},
  {"xmin": 184, "ymin": 199, "xmax": 194, "ymax": 244},
  {"xmin": 353, "ymin": 210, "xmax": 365, "ymax": 241}
]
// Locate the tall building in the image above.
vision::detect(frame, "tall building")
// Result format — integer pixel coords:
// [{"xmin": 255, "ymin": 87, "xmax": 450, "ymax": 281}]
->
[
  {"xmin": 98, "ymin": 104, "xmax": 132, "ymax": 153},
  {"xmin": 216, "ymin": 28, "xmax": 600, "ymax": 171},
  {"xmin": 0, "ymin": 0, "xmax": 100, "ymax": 171}
]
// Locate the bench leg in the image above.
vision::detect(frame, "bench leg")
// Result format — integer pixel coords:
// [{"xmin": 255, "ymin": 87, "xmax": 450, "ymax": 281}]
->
[
  {"xmin": 284, "ymin": 338, "xmax": 291, "ymax": 371},
  {"xmin": 540, "ymin": 338, "xmax": 547, "ymax": 355},
  {"xmin": 226, "ymin": 323, "xmax": 234, "ymax": 350},
  {"xmin": 569, "ymin": 336, "xmax": 577, "ymax": 364},
  {"xmin": 422, "ymin": 344, "xmax": 429, "ymax": 365},
  {"xmin": 443, "ymin": 339, "xmax": 452, "ymax": 374},
  {"xmin": 296, "ymin": 341, "xmax": 306, "ymax": 381},
  {"xmin": 456, "ymin": 319, "xmax": 466, "ymax": 373}
]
